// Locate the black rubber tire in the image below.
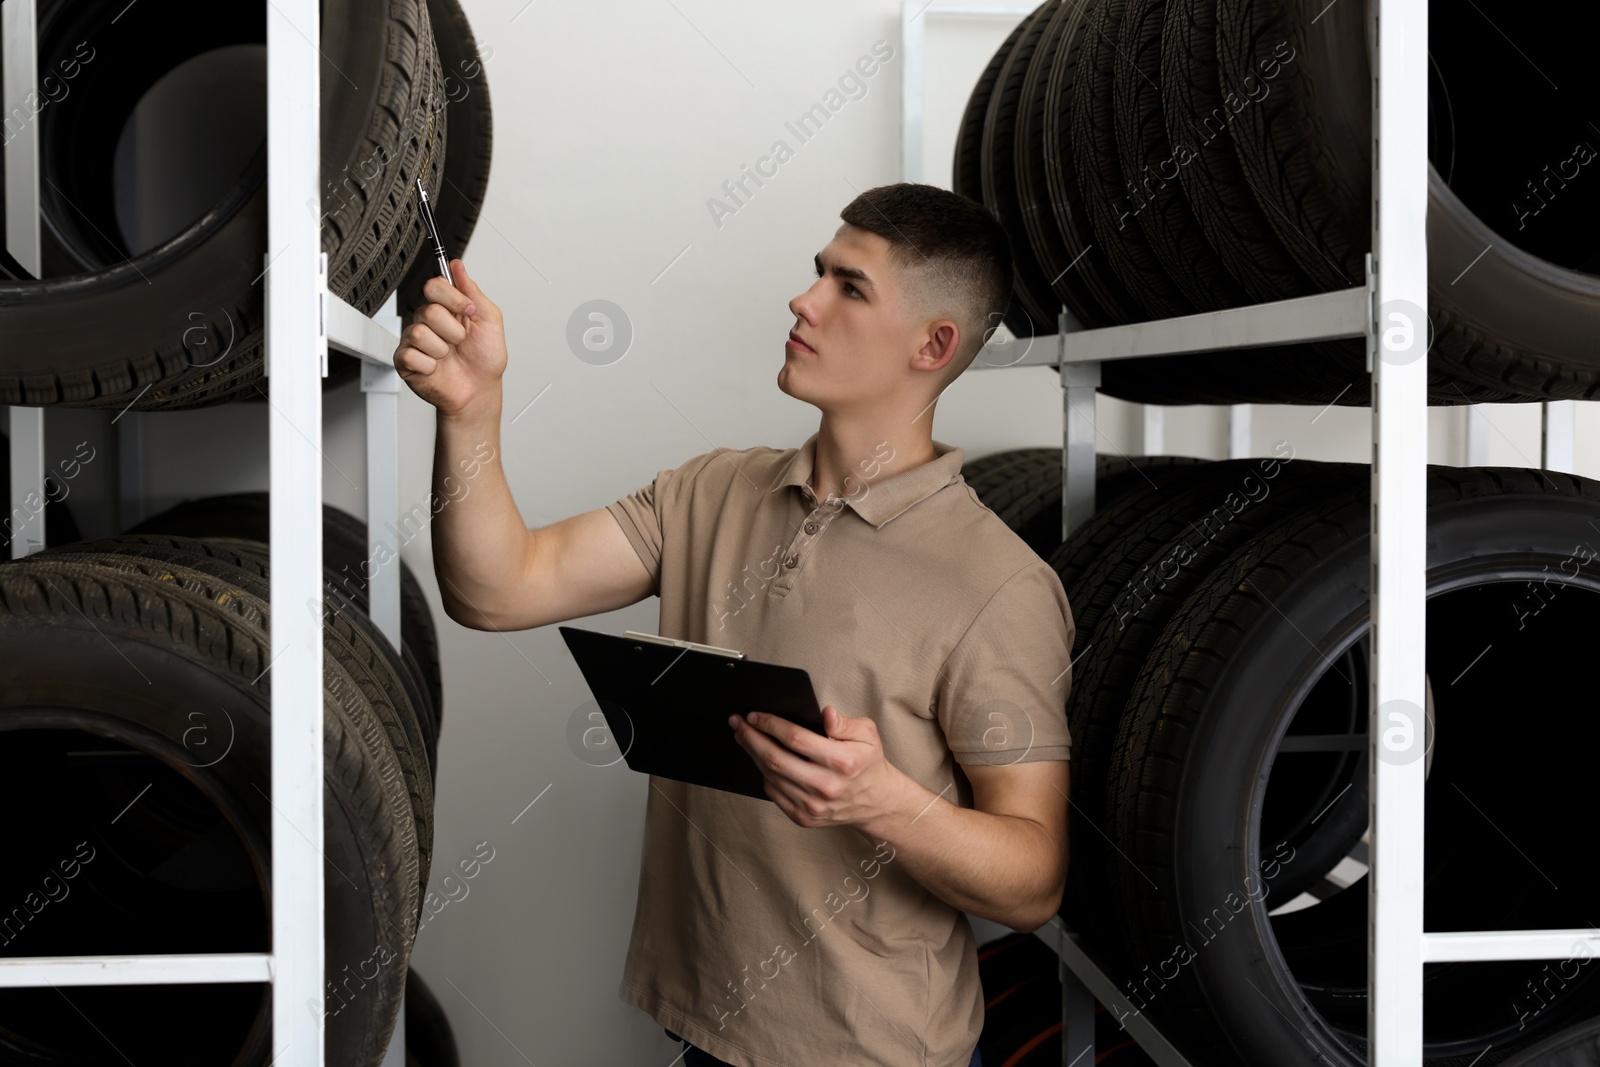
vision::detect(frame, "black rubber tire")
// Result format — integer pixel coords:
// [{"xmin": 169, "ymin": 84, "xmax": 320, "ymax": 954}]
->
[
  {"xmin": 1499, "ymin": 1015, "xmax": 1600, "ymax": 1067},
  {"xmin": 0, "ymin": 0, "xmax": 447, "ymax": 410},
  {"xmin": 1077, "ymin": 0, "xmax": 1194, "ymax": 324},
  {"xmin": 1091, "ymin": 0, "xmax": 1375, "ymax": 406},
  {"xmin": 962, "ymin": 449, "xmax": 1210, "ymax": 562},
  {"xmin": 1105, "ymin": 465, "xmax": 1600, "ymax": 1065},
  {"xmin": 1036, "ymin": 0, "xmax": 1269, "ymax": 406},
  {"xmin": 1116, "ymin": 0, "xmax": 1253, "ymax": 315},
  {"xmin": 395, "ymin": 0, "xmax": 493, "ymax": 324},
  {"xmin": 0, "ymin": 555, "xmax": 418, "ymax": 1066},
  {"xmin": 962, "ymin": 447, "xmax": 1070, "ymax": 560},
  {"xmin": 404, "ymin": 969, "xmax": 461, "ymax": 1067},
  {"xmin": 1014, "ymin": 0, "xmax": 1109, "ymax": 335},
  {"xmin": 1042, "ymin": 454, "xmax": 1221, "ymax": 601},
  {"xmin": 1155, "ymin": 0, "xmax": 1428, "ymax": 407},
  {"xmin": 1092, "ymin": 453, "xmax": 1215, "ymax": 520},
  {"xmin": 1159, "ymin": 0, "xmax": 1316, "ymax": 306},
  {"xmin": 1039, "ymin": 0, "xmax": 1143, "ymax": 329},
  {"xmin": 319, "ymin": 505, "xmax": 445, "ymax": 747},
  {"xmin": 202, "ymin": 535, "xmax": 440, "ymax": 788},
  {"xmin": 1055, "ymin": 455, "xmax": 1354, "ymax": 670},
  {"xmin": 35, "ymin": 534, "xmax": 436, "ymax": 893},
  {"xmin": 126, "ymin": 493, "xmax": 444, "ymax": 759},
  {"xmin": 1043, "ymin": 455, "xmax": 1281, "ymax": 982},
  {"xmin": 982, "ymin": 3, "xmax": 1073, "ymax": 333},
  {"xmin": 1214, "ymin": 0, "xmax": 1594, "ymax": 402},
  {"xmin": 954, "ymin": 17, "xmax": 1039, "ymax": 338},
  {"xmin": 1053, "ymin": 454, "xmax": 1368, "ymax": 986}
]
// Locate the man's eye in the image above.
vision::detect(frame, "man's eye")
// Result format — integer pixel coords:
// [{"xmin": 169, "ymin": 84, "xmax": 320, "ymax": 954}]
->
[{"xmin": 844, "ymin": 283, "xmax": 863, "ymax": 299}]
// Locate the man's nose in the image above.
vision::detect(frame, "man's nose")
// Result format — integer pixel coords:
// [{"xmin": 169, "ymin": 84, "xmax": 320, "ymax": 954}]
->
[{"xmin": 789, "ymin": 281, "xmax": 822, "ymax": 321}]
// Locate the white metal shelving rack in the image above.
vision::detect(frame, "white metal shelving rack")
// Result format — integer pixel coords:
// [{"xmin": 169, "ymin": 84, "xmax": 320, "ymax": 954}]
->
[
  {"xmin": 3, "ymin": 0, "xmax": 412, "ymax": 1062},
  {"xmin": 903, "ymin": 2, "xmax": 1600, "ymax": 1065}
]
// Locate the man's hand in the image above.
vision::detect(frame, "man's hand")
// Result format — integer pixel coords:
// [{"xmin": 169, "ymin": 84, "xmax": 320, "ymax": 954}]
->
[
  {"xmin": 394, "ymin": 258, "xmax": 507, "ymax": 419},
  {"xmin": 729, "ymin": 706, "xmax": 911, "ymax": 830}
]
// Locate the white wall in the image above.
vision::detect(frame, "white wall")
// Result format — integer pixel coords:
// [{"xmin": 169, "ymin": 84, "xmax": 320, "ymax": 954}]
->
[{"xmin": 13, "ymin": 2, "xmax": 1598, "ymax": 1064}]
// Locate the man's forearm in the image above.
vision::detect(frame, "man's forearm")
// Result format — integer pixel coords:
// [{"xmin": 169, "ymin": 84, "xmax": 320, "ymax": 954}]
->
[
  {"xmin": 430, "ymin": 386, "xmax": 527, "ymax": 627},
  {"xmin": 856, "ymin": 770, "xmax": 1061, "ymax": 931}
]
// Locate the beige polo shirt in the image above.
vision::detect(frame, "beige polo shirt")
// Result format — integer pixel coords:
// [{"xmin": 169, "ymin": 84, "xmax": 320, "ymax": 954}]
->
[{"xmin": 603, "ymin": 430, "xmax": 1074, "ymax": 1067}]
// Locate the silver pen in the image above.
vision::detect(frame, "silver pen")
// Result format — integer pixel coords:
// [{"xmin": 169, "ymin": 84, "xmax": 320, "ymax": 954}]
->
[{"xmin": 415, "ymin": 177, "xmax": 451, "ymax": 283}]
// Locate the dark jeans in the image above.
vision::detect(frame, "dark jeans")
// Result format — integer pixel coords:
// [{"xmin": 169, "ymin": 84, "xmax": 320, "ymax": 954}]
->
[{"xmin": 668, "ymin": 1030, "xmax": 982, "ymax": 1067}]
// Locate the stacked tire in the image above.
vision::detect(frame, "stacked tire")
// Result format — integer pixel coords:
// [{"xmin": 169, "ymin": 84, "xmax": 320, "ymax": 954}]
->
[
  {"xmin": 1, "ymin": 0, "xmax": 489, "ymax": 1051},
  {"xmin": 0, "ymin": 0, "xmax": 492, "ymax": 409},
  {"xmin": 0, "ymin": 497, "xmax": 444, "ymax": 1065},
  {"xmin": 967, "ymin": 449, "xmax": 1600, "ymax": 1066},
  {"xmin": 955, "ymin": 0, "xmax": 1600, "ymax": 406}
]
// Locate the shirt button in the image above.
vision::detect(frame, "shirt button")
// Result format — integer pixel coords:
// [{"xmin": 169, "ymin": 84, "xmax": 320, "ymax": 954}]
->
[
  {"xmin": 804, "ymin": 522, "xmax": 818, "ymax": 535},
  {"xmin": 783, "ymin": 554, "xmax": 798, "ymax": 569}
]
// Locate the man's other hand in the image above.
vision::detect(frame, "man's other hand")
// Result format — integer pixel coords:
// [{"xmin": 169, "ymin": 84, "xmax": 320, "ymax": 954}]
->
[
  {"xmin": 730, "ymin": 706, "xmax": 910, "ymax": 830},
  {"xmin": 394, "ymin": 258, "xmax": 508, "ymax": 420}
]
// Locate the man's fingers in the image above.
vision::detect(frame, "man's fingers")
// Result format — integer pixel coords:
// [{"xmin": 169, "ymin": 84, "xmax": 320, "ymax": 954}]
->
[
  {"xmin": 737, "ymin": 721, "xmax": 835, "ymax": 794},
  {"xmin": 402, "ymin": 321, "xmax": 450, "ymax": 360},
  {"xmin": 751, "ymin": 711, "xmax": 833, "ymax": 764},
  {"xmin": 394, "ymin": 345, "xmax": 438, "ymax": 377},
  {"xmin": 420, "ymin": 301, "xmax": 468, "ymax": 346},
  {"xmin": 449, "ymin": 259, "xmax": 489, "ymax": 307},
  {"xmin": 421, "ymin": 272, "xmax": 475, "ymax": 318}
]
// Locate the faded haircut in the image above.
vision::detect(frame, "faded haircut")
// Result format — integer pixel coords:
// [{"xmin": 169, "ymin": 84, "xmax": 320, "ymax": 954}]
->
[{"xmin": 838, "ymin": 182, "xmax": 1013, "ymax": 384}]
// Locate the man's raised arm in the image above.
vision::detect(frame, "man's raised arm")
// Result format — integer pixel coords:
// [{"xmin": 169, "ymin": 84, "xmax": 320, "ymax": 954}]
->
[{"xmin": 394, "ymin": 259, "xmax": 652, "ymax": 631}]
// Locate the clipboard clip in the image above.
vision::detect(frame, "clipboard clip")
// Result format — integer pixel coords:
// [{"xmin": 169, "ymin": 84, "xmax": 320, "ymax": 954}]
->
[{"xmin": 623, "ymin": 630, "xmax": 747, "ymax": 660}]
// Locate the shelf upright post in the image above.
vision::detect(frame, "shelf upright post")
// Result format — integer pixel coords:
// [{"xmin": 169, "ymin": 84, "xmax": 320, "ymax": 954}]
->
[
  {"xmin": 1058, "ymin": 308, "xmax": 1098, "ymax": 542},
  {"xmin": 2, "ymin": 0, "xmax": 47, "ymax": 559},
  {"xmin": 2, "ymin": 0, "xmax": 40, "ymax": 276},
  {"xmin": 364, "ymin": 296, "xmax": 406, "ymax": 1067},
  {"xmin": 1227, "ymin": 404, "xmax": 1250, "ymax": 458},
  {"xmin": 4, "ymin": 399, "xmax": 44, "ymax": 558},
  {"xmin": 899, "ymin": 0, "xmax": 1040, "ymax": 183},
  {"xmin": 1542, "ymin": 400, "xmax": 1576, "ymax": 473},
  {"xmin": 364, "ymin": 299, "xmax": 404, "ymax": 650},
  {"xmin": 265, "ymin": 0, "xmax": 328, "ymax": 1059},
  {"xmin": 1367, "ymin": 0, "xmax": 1431, "ymax": 1058}
]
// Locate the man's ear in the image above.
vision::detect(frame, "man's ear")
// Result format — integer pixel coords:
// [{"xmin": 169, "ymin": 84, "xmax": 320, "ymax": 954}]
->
[{"xmin": 915, "ymin": 319, "xmax": 960, "ymax": 374}]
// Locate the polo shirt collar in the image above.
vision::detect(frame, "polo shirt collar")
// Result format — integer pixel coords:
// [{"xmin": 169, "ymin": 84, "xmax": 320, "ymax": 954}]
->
[{"xmin": 766, "ymin": 430, "xmax": 965, "ymax": 529}]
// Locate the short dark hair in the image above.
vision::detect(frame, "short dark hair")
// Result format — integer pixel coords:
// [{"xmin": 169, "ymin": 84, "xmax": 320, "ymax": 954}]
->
[{"xmin": 838, "ymin": 182, "xmax": 1013, "ymax": 381}]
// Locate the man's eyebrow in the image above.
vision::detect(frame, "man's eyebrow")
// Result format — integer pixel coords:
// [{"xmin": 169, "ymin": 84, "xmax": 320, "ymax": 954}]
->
[{"xmin": 814, "ymin": 252, "xmax": 875, "ymax": 290}]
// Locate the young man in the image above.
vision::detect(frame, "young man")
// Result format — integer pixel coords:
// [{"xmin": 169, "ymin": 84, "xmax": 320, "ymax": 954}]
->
[{"xmin": 395, "ymin": 182, "xmax": 1074, "ymax": 1067}]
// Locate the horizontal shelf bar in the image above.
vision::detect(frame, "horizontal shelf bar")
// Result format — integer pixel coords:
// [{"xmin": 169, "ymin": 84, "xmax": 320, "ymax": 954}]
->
[
  {"xmin": 0, "ymin": 952, "xmax": 273, "ymax": 987},
  {"xmin": 1035, "ymin": 918, "xmax": 1197, "ymax": 1067},
  {"xmin": 971, "ymin": 285, "xmax": 1369, "ymax": 369},
  {"xmin": 328, "ymin": 292, "xmax": 402, "ymax": 367},
  {"xmin": 1423, "ymin": 929, "xmax": 1600, "ymax": 963},
  {"xmin": 972, "ymin": 330, "xmax": 1061, "ymax": 370},
  {"xmin": 1062, "ymin": 285, "xmax": 1369, "ymax": 363}
]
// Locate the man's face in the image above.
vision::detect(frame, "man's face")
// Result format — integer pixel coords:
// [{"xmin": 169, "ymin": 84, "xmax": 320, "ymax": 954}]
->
[{"xmin": 780, "ymin": 224, "xmax": 949, "ymax": 414}]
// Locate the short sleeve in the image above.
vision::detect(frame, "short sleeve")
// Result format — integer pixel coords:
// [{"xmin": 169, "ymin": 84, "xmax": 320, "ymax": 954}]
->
[
  {"xmin": 603, "ymin": 447, "xmax": 726, "ymax": 596},
  {"xmin": 933, "ymin": 560, "xmax": 1075, "ymax": 766}
]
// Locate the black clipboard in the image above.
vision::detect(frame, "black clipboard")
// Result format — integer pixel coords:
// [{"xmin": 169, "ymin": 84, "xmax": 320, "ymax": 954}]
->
[{"xmin": 558, "ymin": 625, "xmax": 826, "ymax": 801}]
